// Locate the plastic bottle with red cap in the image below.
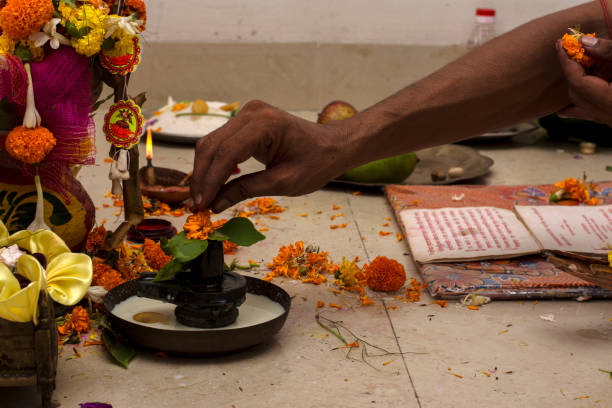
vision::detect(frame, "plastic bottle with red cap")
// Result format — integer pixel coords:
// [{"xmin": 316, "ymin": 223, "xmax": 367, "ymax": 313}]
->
[{"xmin": 467, "ymin": 8, "xmax": 496, "ymax": 49}]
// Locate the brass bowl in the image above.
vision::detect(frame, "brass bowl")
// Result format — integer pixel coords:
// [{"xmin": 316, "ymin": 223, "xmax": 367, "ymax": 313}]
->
[{"xmin": 138, "ymin": 166, "xmax": 190, "ymax": 205}]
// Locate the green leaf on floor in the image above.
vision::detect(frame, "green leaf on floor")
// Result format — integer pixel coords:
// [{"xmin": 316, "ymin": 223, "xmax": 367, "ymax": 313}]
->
[{"xmin": 99, "ymin": 317, "xmax": 136, "ymax": 368}]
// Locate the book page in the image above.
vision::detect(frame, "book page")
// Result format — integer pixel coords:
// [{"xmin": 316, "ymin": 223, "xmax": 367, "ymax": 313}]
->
[
  {"xmin": 515, "ymin": 204, "xmax": 612, "ymax": 254},
  {"xmin": 400, "ymin": 207, "xmax": 542, "ymax": 263}
]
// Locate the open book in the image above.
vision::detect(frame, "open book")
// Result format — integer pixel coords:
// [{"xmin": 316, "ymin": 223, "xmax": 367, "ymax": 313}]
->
[{"xmin": 401, "ymin": 205, "xmax": 612, "ymax": 263}]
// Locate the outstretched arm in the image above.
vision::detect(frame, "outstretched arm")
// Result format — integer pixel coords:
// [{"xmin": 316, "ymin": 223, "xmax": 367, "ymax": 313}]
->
[{"xmin": 192, "ymin": 1, "xmax": 608, "ymax": 213}]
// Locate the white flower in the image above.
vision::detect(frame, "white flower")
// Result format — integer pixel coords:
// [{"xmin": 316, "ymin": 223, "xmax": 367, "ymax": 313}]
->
[
  {"xmin": 105, "ymin": 15, "xmax": 143, "ymax": 38},
  {"xmin": 0, "ymin": 245, "xmax": 24, "ymax": 269},
  {"xmin": 28, "ymin": 18, "xmax": 70, "ymax": 50}
]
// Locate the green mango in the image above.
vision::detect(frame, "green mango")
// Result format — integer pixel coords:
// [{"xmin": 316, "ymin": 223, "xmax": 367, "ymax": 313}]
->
[{"xmin": 341, "ymin": 153, "xmax": 419, "ymax": 184}]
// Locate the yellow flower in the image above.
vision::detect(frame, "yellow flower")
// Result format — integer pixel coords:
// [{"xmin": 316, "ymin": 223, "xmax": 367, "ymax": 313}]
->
[
  {"xmin": 103, "ymin": 27, "xmax": 134, "ymax": 58},
  {"xmin": 0, "ymin": 35, "xmax": 15, "ymax": 55},
  {"xmin": 0, "ymin": 221, "xmax": 92, "ymax": 324},
  {"xmin": 66, "ymin": 4, "xmax": 107, "ymax": 57}
]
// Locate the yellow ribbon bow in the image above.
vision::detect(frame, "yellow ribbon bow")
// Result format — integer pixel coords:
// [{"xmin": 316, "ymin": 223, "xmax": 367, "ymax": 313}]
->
[{"xmin": 0, "ymin": 222, "xmax": 92, "ymax": 324}]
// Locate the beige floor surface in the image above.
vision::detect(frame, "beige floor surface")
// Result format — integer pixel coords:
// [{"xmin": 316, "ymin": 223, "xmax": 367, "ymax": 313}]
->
[{"xmin": 2, "ymin": 113, "xmax": 612, "ymax": 408}]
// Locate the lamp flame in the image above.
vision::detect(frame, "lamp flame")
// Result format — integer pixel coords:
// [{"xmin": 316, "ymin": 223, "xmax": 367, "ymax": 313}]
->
[{"xmin": 146, "ymin": 127, "xmax": 153, "ymax": 161}]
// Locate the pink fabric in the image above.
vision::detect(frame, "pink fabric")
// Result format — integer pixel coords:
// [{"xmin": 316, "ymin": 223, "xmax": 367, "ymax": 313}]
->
[
  {"xmin": 30, "ymin": 45, "xmax": 96, "ymax": 167},
  {"xmin": 0, "ymin": 46, "xmax": 97, "ymax": 199},
  {"xmin": 0, "ymin": 54, "xmax": 27, "ymax": 107}
]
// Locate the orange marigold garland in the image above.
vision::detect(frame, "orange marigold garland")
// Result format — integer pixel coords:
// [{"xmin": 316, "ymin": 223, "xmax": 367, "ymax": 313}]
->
[
  {"xmin": 5, "ymin": 125, "xmax": 56, "ymax": 164},
  {"xmin": 0, "ymin": 0, "xmax": 54, "ymax": 40},
  {"xmin": 143, "ymin": 238, "xmax": 171, "ymax": 270},
  {"xmin": 364, "ymin": 256, "xmax": 406, "ymax": 292},
  {"xmin": 561, "ymin": 27, "xmax": 596, "ymax": 68}
]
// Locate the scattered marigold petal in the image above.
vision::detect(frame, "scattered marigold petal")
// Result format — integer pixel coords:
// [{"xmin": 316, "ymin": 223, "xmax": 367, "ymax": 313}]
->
[
  {"xmin": 352, "ymin": 191, "xmax": 361, "ymax": 196},
  {"xmin": 329, "ymin": 303, "xmax": 342, "ymax": 309},
  {"xmin": 435, "ymin": 300, "xmax": 447, "ymax": 308},
  {"xmin": 332, "ymin": 204, "xmax": 341, "ymax": 210},
  {"xmin": 396, "ymin": 233, "xmax": 403, "ymax": 242},
  {"xmin": 467, "ymin": 305, "xmax": 480, "ymax": 310},
  {"xmin": 379, "ymin": 231, "xmax": 391, "ymax": 236},
  {"xmin": 104, "ymin": 158, "xmax": 114, "ymax": 163},
  {"xmin": 316, "ymin": 300, "xmax": 325, "ymax": 308}
]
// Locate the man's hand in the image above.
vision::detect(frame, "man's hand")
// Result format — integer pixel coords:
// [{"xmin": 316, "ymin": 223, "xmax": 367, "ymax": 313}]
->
[
  {"xmin": 556, "ymin": 35, "xmax": 612, "ymax": 125},
  {"xmin": 190, "ymin": 100, "xmax": 353, "ymax": 213}
]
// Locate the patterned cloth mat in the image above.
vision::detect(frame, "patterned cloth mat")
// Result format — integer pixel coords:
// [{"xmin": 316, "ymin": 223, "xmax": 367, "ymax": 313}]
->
[{"xmin": 385, "ymin": 182, "xmax": 612, "ymax": 299}]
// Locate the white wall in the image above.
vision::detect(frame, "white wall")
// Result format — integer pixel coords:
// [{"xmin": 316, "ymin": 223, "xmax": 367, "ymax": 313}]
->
[{"xmin": 146, "ymin": 0, "xmax": 586, "ymax": 45}]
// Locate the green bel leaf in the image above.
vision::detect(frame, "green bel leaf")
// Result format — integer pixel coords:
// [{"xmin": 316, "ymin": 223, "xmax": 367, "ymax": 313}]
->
[
  {"xmin": 0, "ymin": 97, "xmax": 17, "ymax": 131},
  {"xmin": 217, "ymin": 217, "xmax": 265, "ymax": 247},
  {"xmin": 152, "ymin": 258, "xmax": 184, "ymax": 282},
  {"xmin": 99, "ymin": 316, "xmax": 136, "ymax": 369},
  {"xmin": 207, "ymin": 230, "xmax": 229, "ymax": 241},
  {"xmin": 162, "ymin": 231, "xmax": 209, "ymax": 263},
  {"xmin": 102, "ymin": 328, "xmax": 136, "ymax": 368}
]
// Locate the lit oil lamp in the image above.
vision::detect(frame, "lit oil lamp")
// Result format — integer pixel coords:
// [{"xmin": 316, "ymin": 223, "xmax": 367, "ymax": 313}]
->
[
  {"xmin": 145, "ymin": 127, "xmax": 156, "ymax": 186},
  {"xmin": 139, "ymin": 129, "xmax": 191, "ymax": 205}
]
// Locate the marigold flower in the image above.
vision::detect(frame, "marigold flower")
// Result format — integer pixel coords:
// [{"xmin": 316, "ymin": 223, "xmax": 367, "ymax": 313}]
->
[
  {"xmin": 364, "ymin": 256, "xmax": 406, "ymax": 292},
  {"xmin": 0, "ymin": 35, "xmax": 15, "ymax": 54},
  {"xmin": 561, "ymin": 30, "xmax": 596, "ymax": 68},
  {"xmin": 92, "ymin": 258, "xmax": 125, "ymax": 290},
  {"xmin": 0, "ymin": 0, "xmax": 54, "ymax": 41},
  {"xmin": 5, "ymin": 126, "xmax": 56, "ymax": 164},
  {"xmin": 65, "ymin": 4, "xmax": 107, "ymax": 57},
  {"xmin": 550, "ymin": 177, "xmax": 598, "ymax": 205},
  {"xmin": 183, "ymin": 210, "xmax": 226, "ymax": 240},
  {"xmin": 85, "ymin": 224, "xmax": 107, "ymax": 253},
  {"xmin": 102, "ymin": 26, "xmax": 135, "ymax": 58},
  {"xmin": 265, "ymin": 241, "xmax": 337, "ymax": 284},
  {"xmin": 143, "ymin": 238, "xmax": 171, "ymax": 270},
  {"xmin": 58, "ymin": 305, "xmax": 91, "ymax": 336}
]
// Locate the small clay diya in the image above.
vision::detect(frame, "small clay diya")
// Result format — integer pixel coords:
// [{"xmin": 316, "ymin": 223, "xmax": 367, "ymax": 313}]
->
[
  {"xmin": 127, "ymin": 218, "xmax": 177, "ymax": 243},
  {"xmin": 138, "ymin": 166, "xmax": 191, "ymax": 205}
]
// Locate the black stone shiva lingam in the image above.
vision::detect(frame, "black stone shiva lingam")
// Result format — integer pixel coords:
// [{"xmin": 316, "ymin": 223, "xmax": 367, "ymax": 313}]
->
[{"xmin": 137, "ymin": 240, "xmax": 246, "ymax": 328}]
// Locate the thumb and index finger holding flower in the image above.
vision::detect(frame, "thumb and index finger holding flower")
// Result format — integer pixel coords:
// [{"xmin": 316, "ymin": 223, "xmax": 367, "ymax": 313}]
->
[{"xmin": 556, "ymin": 29, "xmax": 612, "ymax": 124}]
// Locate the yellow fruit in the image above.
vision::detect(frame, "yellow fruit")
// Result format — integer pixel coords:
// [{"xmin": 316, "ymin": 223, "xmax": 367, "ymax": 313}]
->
[
  {"xmin": 317, "ymin": 101, "xmax": 357, "ymax": 124},
  {"xmin": 191, "ymin": 99, "xmax": 209, "ymax": 114}
]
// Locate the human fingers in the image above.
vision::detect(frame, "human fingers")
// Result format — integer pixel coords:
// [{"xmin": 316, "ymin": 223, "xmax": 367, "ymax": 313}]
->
[
  {"xmin": 557, "ymin": 105, "xmax": 594, "ymax": 120},
  {"xmin": 191, "ymin": 100, "xmax": 271, "ymax": 208},
  {"xmin": 580, "ymin": 35, "xmax": 612, "ymax": 61},
  {"xmin": 556, "ymin": 39, "xmax": 587, "ymax": 88},
  {"xmin": 209, "ymin": 166, "xmax": 295, "ymax": 213}
]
